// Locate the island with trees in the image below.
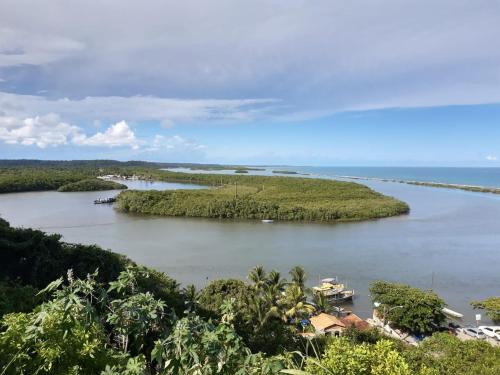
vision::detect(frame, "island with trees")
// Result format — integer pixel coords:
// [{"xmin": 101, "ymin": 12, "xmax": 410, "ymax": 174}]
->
[
  {"xmin": 115, "ymin": 170, "xmax": 409, "ymax": 223},
  {"xmin": 0, "ymin": 160, "xmax": 409, "ymax": 223}
]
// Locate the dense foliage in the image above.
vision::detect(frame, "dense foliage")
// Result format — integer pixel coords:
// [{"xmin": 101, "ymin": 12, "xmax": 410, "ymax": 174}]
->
[
  {"xmin": 0, "ymin": 161, "xmax": 409, "ymax": 223},
  {"xmin": 0, "ymin": 218, "xmax": 183, "ymax": 315},
  {"xmin": 471, "ymin": 297, "xmax": 500, "ymax": 323},
  {"xmin": 116, "ymin": 171, "xmax": 409, "ymax": 222},
  {"xmin": 57, "ymin": 178, "xmax": 127, "ymax": 192},
  {"xmin": 0, "ymin": 168, "xmax": 91, "ymax": 193},
  {"xmin": 370, "ymin": 281, "xmax": 446, "ymax": 334},
  {"xmin": 304, "ymin": 337, "xmax": 417, "ymax": 375},
  {"xmin": 405, "ymin": 333, "xmax": 500, "ymax": 375},
  {"xmin": 0, "ymin": 219, "xmax": 498, "ymax": 374}
]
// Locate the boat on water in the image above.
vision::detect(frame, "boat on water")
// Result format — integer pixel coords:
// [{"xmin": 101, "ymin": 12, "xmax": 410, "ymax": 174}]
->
[
  {"xmin": 313, "ymin": 277, "xmax": 355, "ymax": 302},
  {"xmin": 442, "ymin": 307, "xmax": 464, "ymax": 319},
  {"xmin": 94, "ymin": 197, "xmax": 116, "ymax": 204},
  {"xmin": 261, "ymin": 219, "xmax": 274, "ymax": 223},
  {"xmin": 313, "ymin": 278, "xmax": 345, "ymax": 296},
  {"xmin": 328, "ymin": 289, "xmax": 355, "ymax": 303}
]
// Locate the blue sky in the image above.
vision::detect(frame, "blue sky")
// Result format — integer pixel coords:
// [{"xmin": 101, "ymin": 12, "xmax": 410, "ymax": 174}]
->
[{"xmin": 1, "ymin": 1, "xmax": 500, "ymax": 166}]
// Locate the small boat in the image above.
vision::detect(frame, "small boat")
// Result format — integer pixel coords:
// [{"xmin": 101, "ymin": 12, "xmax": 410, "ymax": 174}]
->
[
  {"xmin": 261, "ymin": 219, "xmax": 274, "ymax": 223},
  {"xmin": 94, "ymin": 197, "xmax": 116, "ymax": 204},
  {"xmin": 327, "ymin": 289, "xmax": 355, "ymax": 303},
  {"xmin": 313, "ymin": 277, "xmax": 345, "ymax": 296},
  {"xmin": 442, "ymin": 307, "xmax": 464, "ymax": 319}
]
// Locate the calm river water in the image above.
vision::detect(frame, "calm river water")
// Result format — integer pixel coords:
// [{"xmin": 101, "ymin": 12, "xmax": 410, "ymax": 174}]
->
[{"xmin": 0, "ymin": 172, "xmax": 498, "ymax": 323}]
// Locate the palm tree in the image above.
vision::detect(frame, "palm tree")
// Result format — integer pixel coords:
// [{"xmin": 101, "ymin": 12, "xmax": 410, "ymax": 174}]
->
[
  {"xmin": 312, "ymin": 292, "xmax": 331, "ymax": 314},
  {"xmin": 245, "ymin": 292, "xmax": 280, "ymax": 329},
  {"xmin": 183, "ymin": 284, "xmax": 199, "ymax": 312},
  {"xmin": 289, "ymin": 266, "xmax": 307, "ymax": 289},
  {"xmin": 266, "ymin": 270, "xmax": 286, "ymax": 291},
  {"xmin": 248, "ymin": 265, "xmax": 267, "ymax": 290},
  {"xmin": 281, "ymin": 284, "xmax": 315, "ymax": 322}
]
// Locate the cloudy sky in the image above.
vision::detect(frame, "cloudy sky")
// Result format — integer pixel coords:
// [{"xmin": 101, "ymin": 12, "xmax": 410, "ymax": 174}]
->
[{"xmin": 1, "ymin": 0, "xmax": 500, "ymax": 165}]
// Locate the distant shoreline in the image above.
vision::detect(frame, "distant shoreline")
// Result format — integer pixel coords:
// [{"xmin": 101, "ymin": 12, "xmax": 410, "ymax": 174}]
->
[{"xmin": 331, "ymin": 174, "xmax": 500, "ymax": 195}]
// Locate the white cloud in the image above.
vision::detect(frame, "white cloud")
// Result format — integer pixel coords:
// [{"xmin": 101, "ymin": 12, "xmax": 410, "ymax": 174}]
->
[
  {"xmin": 0, "ymin": 114, "xmax": 142, "ymax": 149},
  {"xmin": 0, "ymin": 113, "xmax": 81, "ymax": 148},
  {"xmin": 486, "ymin": 155, "xmax": 498, "ymax": 161},
  {"xmin": 0, "ymin": 91, "xmax": 278, "ymax": 125},
  {"xmin": 73, "ymin": 121, "xmax": 140, "ymax": 149}
]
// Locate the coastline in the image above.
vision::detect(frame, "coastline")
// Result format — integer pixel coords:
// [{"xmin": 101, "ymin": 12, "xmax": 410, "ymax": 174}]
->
[{"xmin": 329, "ymin": 174, "xmax": 500, "ymax": 195}]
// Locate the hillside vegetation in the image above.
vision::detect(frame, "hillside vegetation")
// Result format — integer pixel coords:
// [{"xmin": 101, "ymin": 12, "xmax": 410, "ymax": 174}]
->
[
  {"xmin": 116, "ymin": 171, "xmax": 409, "ymax": 222},
  {"xmin": 0, "ymin": 219, "xmax": 498, "ymax": 374}
]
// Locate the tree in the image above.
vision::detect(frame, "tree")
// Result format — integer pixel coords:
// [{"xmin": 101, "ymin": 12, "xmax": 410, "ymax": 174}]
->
[
  {"xmin": 405, "ymin": 333, "xmax": 500, "ymax": 375},
  {"xmin": 471, "ymin": 297, "xmax": 500, "ymax": 323},
  {"xmin": 151, "ymin": 300, "xmax": 285, "ymax": 374},
  {"xmin": 304, "ymin": 337, "xmax": 416, "ymax": 375},
  {"xmin": 370, "ymin": 281, "xmax": 445, "ymax": 334},
  {"xmin": 289, "ymin": 266, "xmax": 307, "ymax": 289},
  {"xmin": 198, "ymin": 279, "xmax": 249, "ymax": 317},
  {"xmin": 182, "ymin": 284, "xmax": 200, "ymax": 312},
  {"xmin": 248, "ymin": 265, "xmax": 267, "ymax": 290},
  {"xmin": 312, "ymin": 292, "xmax": 333, "ymax": 314},
  {"xmin": 0, "ymin": 271, "xmax": 119, "ymax": 375},
  {"xmin": 280, "ymin": 284, "xmax": 314, "ymax": 323}
]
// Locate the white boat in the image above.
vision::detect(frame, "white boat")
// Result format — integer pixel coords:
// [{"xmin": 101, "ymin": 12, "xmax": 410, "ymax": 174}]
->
[
  {"xmin": 442, "ymin": 307, "xmax": 464, "ymax": 319},
  {"xmin": 313, "ymin": 277, "xmax": 345, "ymax": 296},
  {"xmin": 261, "ymin": 219, "xmax": 274, "ymax": 223}
]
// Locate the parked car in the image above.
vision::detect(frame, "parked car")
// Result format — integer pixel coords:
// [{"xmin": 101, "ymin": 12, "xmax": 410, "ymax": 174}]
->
[
  {"xmin": 462, "ymin": 327, "xmax": 486, "ymax": 339},
  {"xmin": 479, "ymin": 326, "xmax": 500, "ymax": 341}
]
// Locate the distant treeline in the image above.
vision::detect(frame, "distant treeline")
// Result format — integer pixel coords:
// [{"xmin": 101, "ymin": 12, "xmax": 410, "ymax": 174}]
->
[
  {"xmin": 57, "ymin": 178, "xmax": 127, "ymax": 192},
  {"xmin": 0, "ymin": 159, "xmax": 263, "ymax": 171}
]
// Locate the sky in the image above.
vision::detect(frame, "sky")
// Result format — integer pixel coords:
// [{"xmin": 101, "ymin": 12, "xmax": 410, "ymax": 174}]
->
[{"xmin": 1, "ymin": 0, "xmax": 500, "ymax": 166}]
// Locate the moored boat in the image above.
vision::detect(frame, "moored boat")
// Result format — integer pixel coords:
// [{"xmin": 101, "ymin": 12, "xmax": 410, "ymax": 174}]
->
[
  {"xmin": 261, "ymin": 219, "xmax": 274, "ymax": 223},
  {"xmin": 442, "ymin": 307, "xmax": 464, "ymax": 319},
  {"xmin": 94, "ymin": 197, "xmax": 116, "ymax": 204},
  {"xmin": 327, "ymin": 289, "xmax": 355, "ymax": 303},
  {"xmin": 313, "ymin": 277, "xmax": 345, "ymax": 296}
]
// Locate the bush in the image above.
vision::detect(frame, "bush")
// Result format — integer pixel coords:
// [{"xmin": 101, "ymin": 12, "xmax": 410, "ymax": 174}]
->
[{"xmin": 370, "ymin": 281, "xmax": 445, "ymax": 334}]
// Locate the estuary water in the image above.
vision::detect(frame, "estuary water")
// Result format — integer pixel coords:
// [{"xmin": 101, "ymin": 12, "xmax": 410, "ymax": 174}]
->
[{"xmin": 0, "ymin": 169, "xmax": 499, "ymax": 323}]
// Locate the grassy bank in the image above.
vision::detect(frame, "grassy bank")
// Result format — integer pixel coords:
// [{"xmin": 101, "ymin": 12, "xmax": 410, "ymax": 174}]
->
[{"xmin": 116, "ymin": 170, "xmax": 409, "ymax": 222}]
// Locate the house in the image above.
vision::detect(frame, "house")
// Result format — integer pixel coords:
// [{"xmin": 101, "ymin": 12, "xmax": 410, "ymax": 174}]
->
[
  {"xmin": 340, "ymin": 312, "xmax": 371, "ymax": 331},
  {"xmin": 309, "ymin": 313, "xmax": 346, "ymax": 336}
]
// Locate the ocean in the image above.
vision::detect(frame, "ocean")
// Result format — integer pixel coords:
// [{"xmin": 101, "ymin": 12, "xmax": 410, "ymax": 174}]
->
[{"xmin": 291, "ymin": 166, "xmax": 500, "ymax": 188}]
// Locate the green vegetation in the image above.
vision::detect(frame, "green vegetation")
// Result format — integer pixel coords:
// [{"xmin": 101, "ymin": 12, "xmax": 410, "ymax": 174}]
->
[
  {"xmin": 0, "ymin": 219, "xmax": 499, "ymax": 374},
  {"xmin": 57, "ymin": 178, "xmax": 127, "ymax": 192},
  {"xmin": 116, "ymin": 171, "xmax": 409, "ymax": 222},
  {"xmin": 272, "ymin": 170, "xmax": 298, "ymax": 174},
  {"xmin": 304, "ymin": 337, "xmax": 416, "ymax": 374},
  {"xmin": 406, "ymin": 181, "xmax": 500, "ymax": 194},
  {"xmin": 471, "ymin": 297, "xmax": 500, "ymax": 322},
  {"xmin": 0, "ymin": 160, "xmax": 409, "ymax": 223},
  {"xmin": 370, "ymin": 281, "xmax": 446, "ymax": 334},
  {"xmin": 0, "ymin": 168, "xmax": 91, "ymax": 193},
  {"xmin": 234, "ymin": 169, "xmax": 249, "ymax": 173}
]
